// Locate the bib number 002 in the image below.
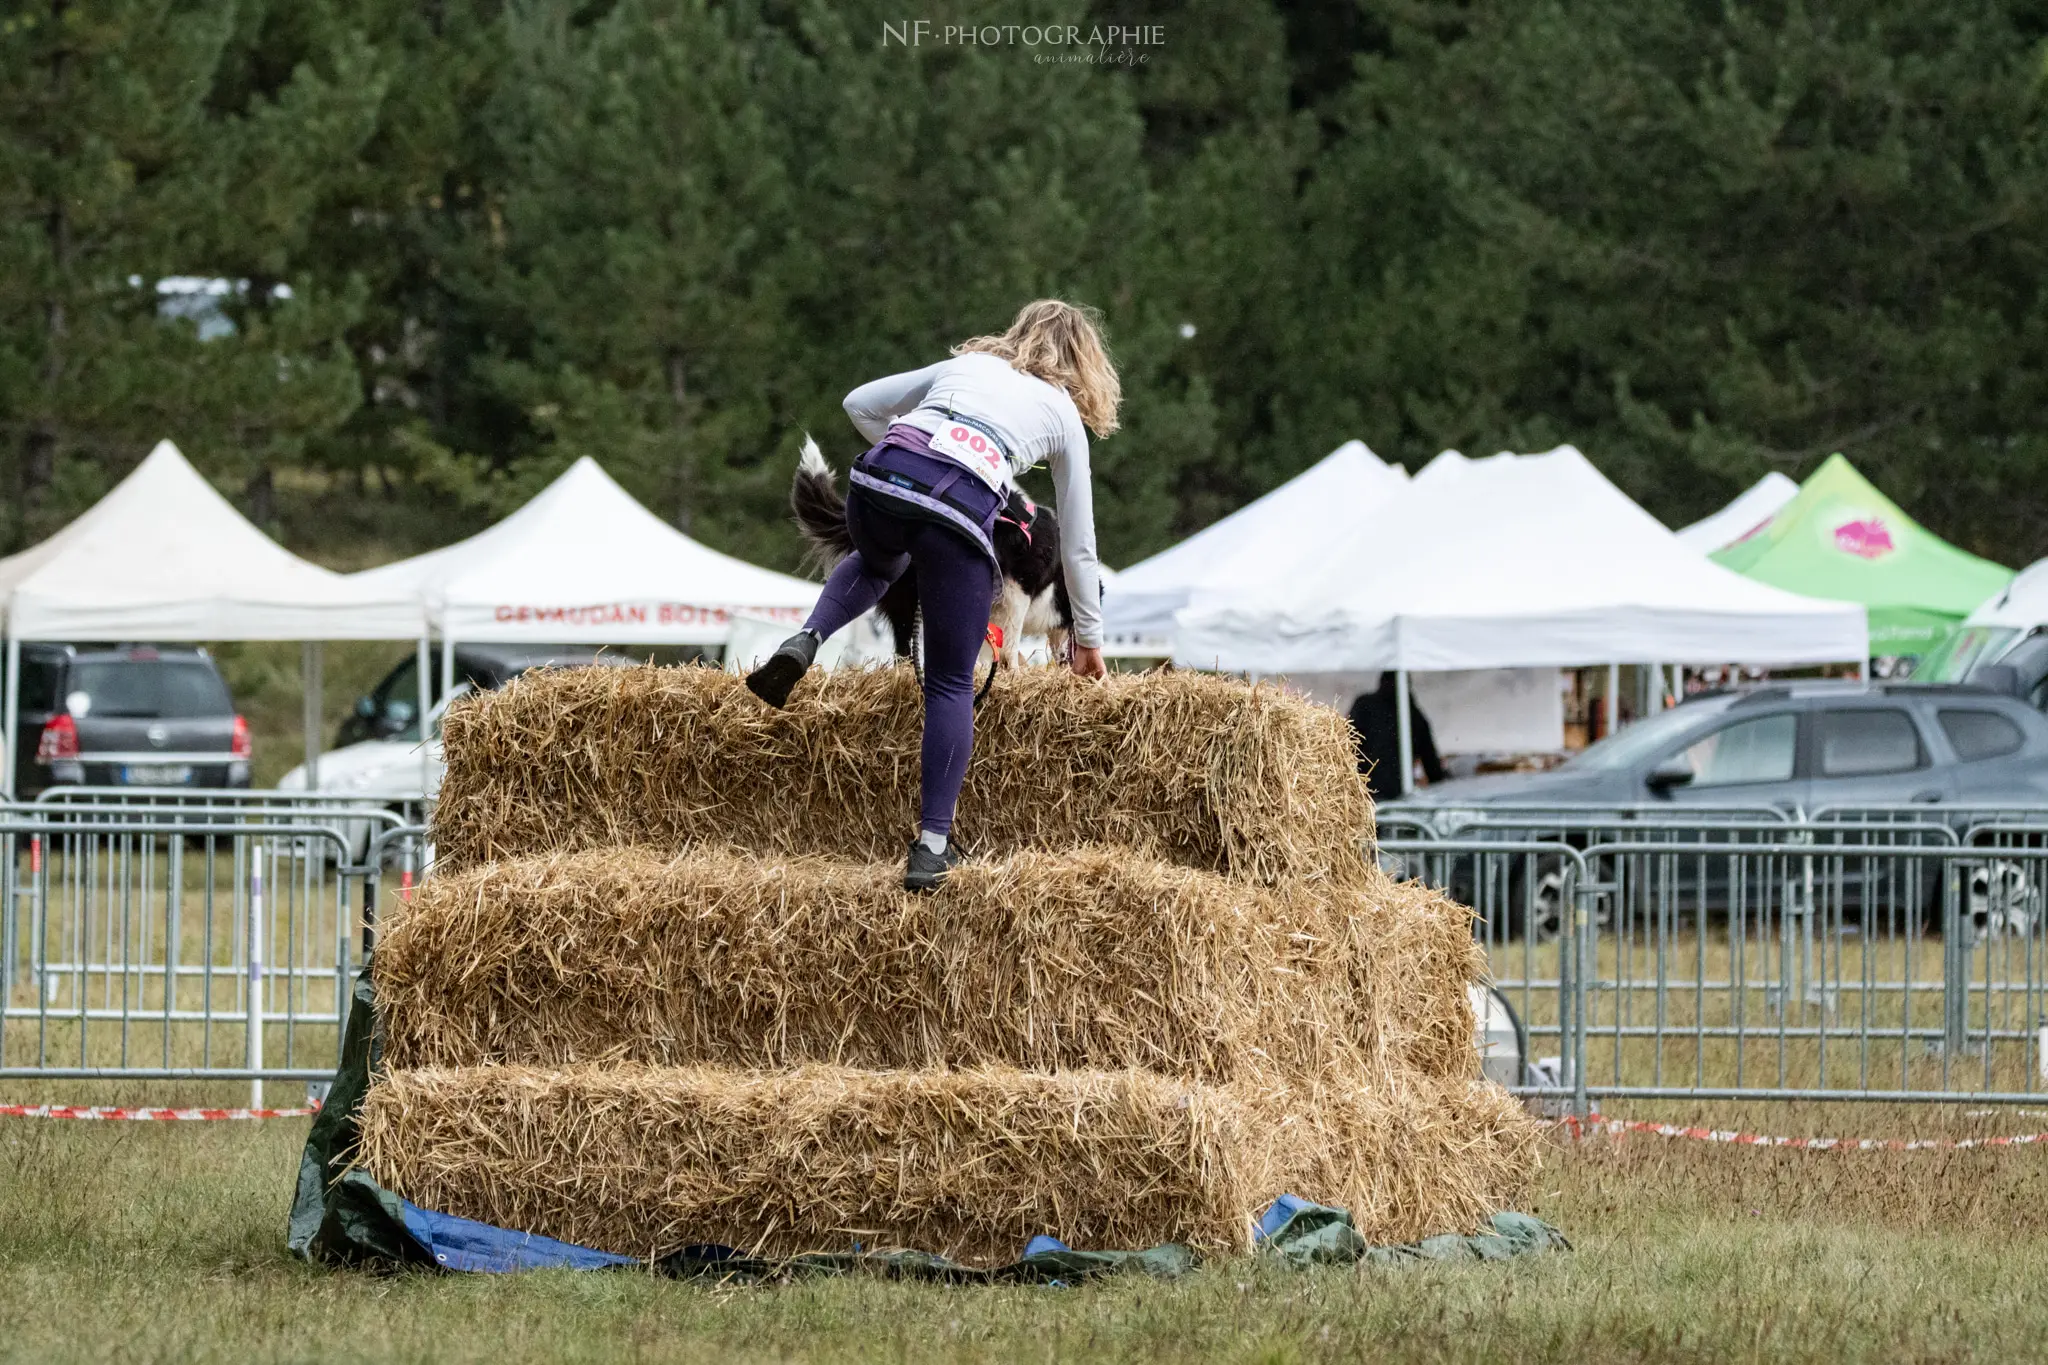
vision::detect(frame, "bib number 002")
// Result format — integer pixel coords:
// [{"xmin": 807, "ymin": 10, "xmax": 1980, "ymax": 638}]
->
[{"xmin": 928, "ymin": 422, "xmax": 1008, "ymax": 489}]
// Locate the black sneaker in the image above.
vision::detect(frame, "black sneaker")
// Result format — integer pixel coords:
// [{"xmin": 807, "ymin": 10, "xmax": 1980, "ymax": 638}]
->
[
  {"xmin": 745, "ymin": 631, "xmax": 819, "ymax": 708},
  {"xmin": 904, "ymin": 839, "xmax": 964, "ymax": 893}
]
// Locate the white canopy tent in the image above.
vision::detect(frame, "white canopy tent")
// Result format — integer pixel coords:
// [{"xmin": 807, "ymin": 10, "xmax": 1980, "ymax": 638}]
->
[
  {"xmin": 1270, "ymin": 666, "xmax": 1567, "ymax": 755},
  {"xmin": 1102, "ymin": 440, "xmax": 1408, "ymax": 655},
  {"xmin": 1673, "ymin": 471, "xmax": 1799, "ymax": 554},
  {"xmin": 0, "ymin": 441, "xmax": 418, "ymax": 641},
  {"xmin": 350, "ymin": 456, "xmax": 822, "ymax": 696},
  {"xmin": 1177, "ymin": 446, "xmax": 1867, "ymax": 672},
  {"xmin": 0, "ymin": 440, "xmax": 422, "ymax": 794},
  {"xmin": 1175, "ymin": 446, "xmax": 1869, "ymax": 791}
]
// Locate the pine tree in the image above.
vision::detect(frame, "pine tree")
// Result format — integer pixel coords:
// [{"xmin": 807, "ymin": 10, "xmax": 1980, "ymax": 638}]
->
[
  {"xmin": 461, "ymin": 0, "xmax": 1166, "ymax": 567},
  {"xmin": 471, "ymin": 0, "xmax": 799, "ymax": 548},
  {"xmin": 1299, "ymin": 0, "xmax": 2048, "ymax": 555},
  {"xmin": 0, "ymin": 0, "xmax": 385, "ymax": 545},
  {"xmin": 294, "ymin": 0, "xmax": 520, "ymax": 514},
  {"xmin": 764, "ymin": 0, "xmax": 1162, "ymax": 560},
  {"xmin": 1105, "ymin": 0, "xmax": 1311, "ymax": 557}
]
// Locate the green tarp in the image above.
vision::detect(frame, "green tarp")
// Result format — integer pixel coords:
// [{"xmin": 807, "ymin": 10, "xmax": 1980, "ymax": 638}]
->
[
  {"xmin": 1711, "ymin": 454, "xmax": 2011, "ymax": 654},
  {"xmin": 290, "ymin": 963, "xmax": 1567, "ymax": 1282}
]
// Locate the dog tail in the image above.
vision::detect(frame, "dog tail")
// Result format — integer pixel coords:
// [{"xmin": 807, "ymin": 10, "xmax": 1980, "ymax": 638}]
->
[{"xmin": 791, "ymin": 434, "xmax": 856, "ymax": 571}]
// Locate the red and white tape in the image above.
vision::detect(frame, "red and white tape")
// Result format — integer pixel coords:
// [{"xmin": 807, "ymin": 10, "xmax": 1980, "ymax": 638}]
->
[
  {"xmin": 1559, "ymin": 1112, "xmax": 2048, "ymax": 1151},
  {"xmin": 4, "ymin": 1099, "xmax": 2041, "ymax": 1146},
  {"xmin": 0, "ymin": 1102, "xmax": 319, "ymax": 1121}
]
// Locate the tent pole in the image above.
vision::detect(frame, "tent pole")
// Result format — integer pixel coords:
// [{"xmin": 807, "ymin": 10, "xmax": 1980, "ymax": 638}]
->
[
  {"xmin": 300, "ymin": 642, "xmax": 322, "ymax": 794},
  {"xmin": 1395, "ymin": 668, "xmax": 1414, "ymax": 797},
  {"xmin": 417, "ymin": 634, "xmax": 433, "ymax": 797},
  {"xmin": 437, "ymin": 632, "xmax": 455, "ymax": 812},
  {"xmin": 1605, "ymin": 662, "xmax": 1620, "ymax": 737},
  {"xmin": 1, "ymin": 632, "xmax": 17, "ymax": 801}
]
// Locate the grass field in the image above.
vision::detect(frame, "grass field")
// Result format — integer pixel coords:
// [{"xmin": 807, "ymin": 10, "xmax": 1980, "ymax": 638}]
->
[{"xmin": 4, "ymin": 1098, "xmax": 2048, "ymax": 1363}]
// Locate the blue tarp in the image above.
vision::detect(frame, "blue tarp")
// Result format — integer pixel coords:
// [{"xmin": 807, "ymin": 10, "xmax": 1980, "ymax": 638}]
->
[
  {"xmin": 399, "ymin": 1201, "xmax": 640, "ymax": 1273},
  {"xmin": 351, "ymin": 1182, "xmax": 1563, "ymax": 1281}
]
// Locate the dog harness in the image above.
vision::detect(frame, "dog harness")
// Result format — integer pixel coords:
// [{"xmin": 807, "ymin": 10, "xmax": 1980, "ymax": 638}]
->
[{"xmin": 995, "ymin": 492, "xmax": 1037, "ymax": 546}]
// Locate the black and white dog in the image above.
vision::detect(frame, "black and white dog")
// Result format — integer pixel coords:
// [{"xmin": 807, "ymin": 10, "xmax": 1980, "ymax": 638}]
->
[{"xmin": 789, "ymin": 436, "xmax": 1072, "ymax": 667}]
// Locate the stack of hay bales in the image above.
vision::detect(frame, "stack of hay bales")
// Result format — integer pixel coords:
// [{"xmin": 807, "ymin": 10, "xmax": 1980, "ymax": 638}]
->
[{"xmin": 359, "ymin": 666, "xmax": 1538, "ymax": 1264}]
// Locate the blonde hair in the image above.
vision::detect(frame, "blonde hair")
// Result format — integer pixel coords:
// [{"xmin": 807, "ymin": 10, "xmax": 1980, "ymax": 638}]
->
[{"xmin": 954, "ymin": 299, "xmax": 1122, "ymax": 437}]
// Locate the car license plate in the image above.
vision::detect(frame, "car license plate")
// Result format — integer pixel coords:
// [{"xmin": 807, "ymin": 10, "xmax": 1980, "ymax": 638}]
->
[{"xmin": 122, "ymin": 764, "xmax": 194, "ymax": 786}]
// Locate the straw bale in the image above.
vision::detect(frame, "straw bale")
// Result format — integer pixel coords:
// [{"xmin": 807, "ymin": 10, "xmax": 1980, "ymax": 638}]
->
[
  {"xmin": 1335, "ymin": 877, "xmax": 1487, "ymax": 1081},
  {"xmin": 356, "ymin": 1063, "xmax": 1541, "ymax": 1263},
  {"xmin": 1291, "ymin": 1071, "xmax": 1543, "ymax": 1243},
  {"xmin": 359, "ymin": 1064, "xmax": 1271, "ymax": 1263},
  {"xmin": 376, "ymin": 845, "xmax": 1391, "ymax": 1084},
  {"xmin": 430, "ymin": 664, "xmax": 1374, "ymax": 887}
]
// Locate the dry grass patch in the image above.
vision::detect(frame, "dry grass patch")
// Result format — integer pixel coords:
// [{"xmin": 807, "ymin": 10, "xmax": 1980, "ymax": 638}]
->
[{"xmin": 12, "ymin": 1107, "xmax": 2048, "ymax": 1364}]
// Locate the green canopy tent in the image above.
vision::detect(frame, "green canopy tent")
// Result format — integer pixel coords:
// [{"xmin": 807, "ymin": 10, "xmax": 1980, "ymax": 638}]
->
[{"xmin": 1711, "ymin": 454, "xmax": 2012, "ymax": 656}]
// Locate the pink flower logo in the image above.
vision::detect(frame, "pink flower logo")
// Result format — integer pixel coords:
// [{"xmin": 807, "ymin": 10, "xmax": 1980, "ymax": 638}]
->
[{"xmin": 1834, "ymin": 517, "xmax": 1894, "ymax": 560}]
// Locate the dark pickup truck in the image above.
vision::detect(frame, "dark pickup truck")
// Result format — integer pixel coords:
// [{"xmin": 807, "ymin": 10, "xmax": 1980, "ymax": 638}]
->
[{"xmin": 11, "ymin": 645, "xmax": 250, "ymax": 798}]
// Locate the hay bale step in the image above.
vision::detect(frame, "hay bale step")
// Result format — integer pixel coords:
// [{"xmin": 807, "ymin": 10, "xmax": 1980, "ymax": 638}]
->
[
  {"xmin": 371, "ymin": 663, "xmax": 1545, "ymax": 1264},
  {"xmin": 356, "ymin": 1063, "xmax": 1542, "ymax": 1264},
  {"xmin": 359, "ymin": 1064, "xmax": 1267, "ymax": 1263},
  {"xmin": 431, "ymin": 665, "xmax": 1374, "ymax": 886},
  {"xmin": 377, "ymin": 846, "xmax": 1484, "ymax": 1084},
  {"xmin": 379, "ymin": 845, "xmax": 1366, "ymax": 1081}
]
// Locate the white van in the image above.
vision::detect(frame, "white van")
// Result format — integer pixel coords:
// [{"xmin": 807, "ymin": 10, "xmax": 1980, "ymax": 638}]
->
[{"xmin": 1918, "ymin": 559, "xmax": 2048, "ymax": 707}]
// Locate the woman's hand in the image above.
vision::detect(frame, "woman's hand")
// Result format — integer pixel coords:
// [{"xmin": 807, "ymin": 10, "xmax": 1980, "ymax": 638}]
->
[{"xmin": 1070, "ymin": 644, "xmax": 1106, "ymax": 680}]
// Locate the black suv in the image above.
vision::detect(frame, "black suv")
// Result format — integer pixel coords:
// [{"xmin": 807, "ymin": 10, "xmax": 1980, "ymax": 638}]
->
[
  {"xmin": 336, "ymin": 644, "xmax": 631, "ymax": 747},
  {"xmin": 12, "ymin": 645, "xmax": 249, "ymax": 798}
]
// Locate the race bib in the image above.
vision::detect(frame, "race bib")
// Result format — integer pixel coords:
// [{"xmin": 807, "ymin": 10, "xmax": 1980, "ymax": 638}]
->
[{"xmin": 926, "ymin": 419, "xmax": 1010, "ymax": 491}]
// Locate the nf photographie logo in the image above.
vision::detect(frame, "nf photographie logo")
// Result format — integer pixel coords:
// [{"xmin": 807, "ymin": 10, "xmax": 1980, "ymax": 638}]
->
[{"xmin": 882, "ymin": 20, "xmax": 1165, "ymax": 65}]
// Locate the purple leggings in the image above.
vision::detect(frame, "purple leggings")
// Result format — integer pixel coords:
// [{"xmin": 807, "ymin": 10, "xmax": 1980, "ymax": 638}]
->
[{"xmin": 804, "ymin": 446, "xmax": 998, "ymax": 837}]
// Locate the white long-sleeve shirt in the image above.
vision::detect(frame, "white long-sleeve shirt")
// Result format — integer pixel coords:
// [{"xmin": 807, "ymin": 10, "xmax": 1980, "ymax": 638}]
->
[{"xmin": 844, "ymin": 353, "xmax": 1103, "ymax": 647}]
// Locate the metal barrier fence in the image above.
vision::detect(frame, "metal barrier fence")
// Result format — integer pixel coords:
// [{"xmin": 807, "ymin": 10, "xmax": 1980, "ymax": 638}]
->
[
  {"xmin": 0, "ymin": 796, "xmax": 428, "ymax": 1105},
  {"xmin": 1384, "ymin": 800, "xmax": 2048, "ymax": 1113},
  {"xmin": 12, "ymin": 789, "xmax": 2048, "ymax": 1116}
]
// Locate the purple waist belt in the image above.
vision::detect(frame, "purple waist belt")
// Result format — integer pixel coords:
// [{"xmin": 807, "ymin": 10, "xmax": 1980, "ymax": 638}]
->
[{"xmin": 848, "ymin": 424, "xmax": 1004, "ymax": 563}]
